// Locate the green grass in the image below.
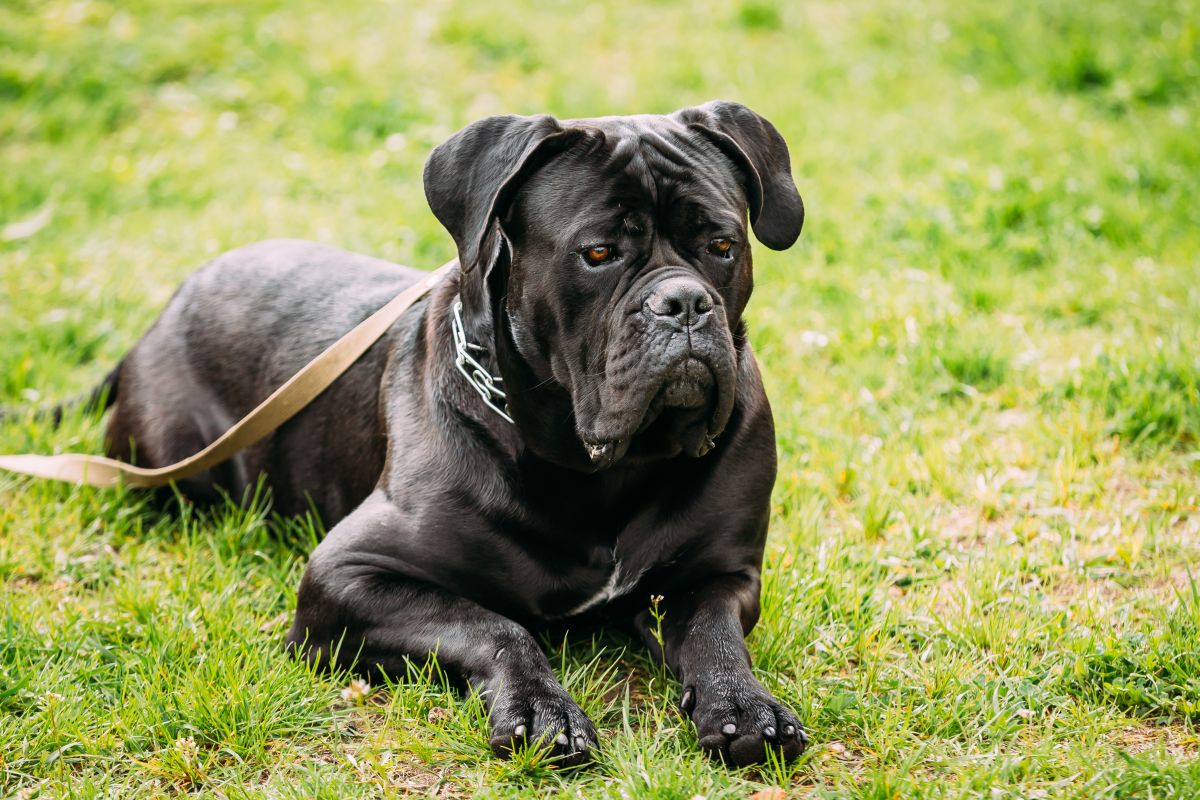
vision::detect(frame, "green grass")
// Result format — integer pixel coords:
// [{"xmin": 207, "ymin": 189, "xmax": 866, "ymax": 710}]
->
[{"xmin": 2, "ymin": 0, "xmax": 1199, "ymax": 796}]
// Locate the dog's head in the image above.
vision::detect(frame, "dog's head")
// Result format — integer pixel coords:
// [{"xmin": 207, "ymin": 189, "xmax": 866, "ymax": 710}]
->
[{"xmin": 424, "ymin": 101, "xmax": 803, "ymax": 469}]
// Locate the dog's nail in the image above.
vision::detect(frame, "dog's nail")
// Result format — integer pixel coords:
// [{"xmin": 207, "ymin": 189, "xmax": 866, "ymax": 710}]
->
[
  {"xmin": 680, "ymin": 688, "xmax": 694, "ymax": 712},
  {"xmin": 721, "ymin": 723, "xmax": 737, "ymax": 735},
  {"xmin": 574, "ymin": 735, "xmax": 587, "ymax": 750},
  {"xmin": 764, "ymin": 726, "xmax": 776, "ymax": 738},
  {"xmin": 555, "ymin": 732, "xmax": 569, "ymax": 746},
  {"xmin": 783, "ymin": 724, "xmax": 795, "ymax": 736},
  {"xmin": 513, "ymin": 724, "xmax": 527, "ymax": 738}
]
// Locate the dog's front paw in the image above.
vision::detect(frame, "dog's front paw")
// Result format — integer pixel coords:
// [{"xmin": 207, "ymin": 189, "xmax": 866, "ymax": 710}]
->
[
  {"xmin": 488, "ymin": 675, "xmax": 599, "ymax": 766},
  {"xmin": 682, "ymin": 679, "xmax": 807, "ymax": 766}
]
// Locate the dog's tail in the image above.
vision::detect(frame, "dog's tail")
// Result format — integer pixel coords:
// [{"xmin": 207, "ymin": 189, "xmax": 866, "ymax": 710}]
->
[{"xmin": 0, "ymin": 361, "xmax": 123, "ymax": 427}]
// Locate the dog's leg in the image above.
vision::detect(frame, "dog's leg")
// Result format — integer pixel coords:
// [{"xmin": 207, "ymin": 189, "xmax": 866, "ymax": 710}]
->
[
  {"xmin": 286, "ymin": 491, "xmax": 598, "ymax": 764},
  {"xmin": 634, "ymin": 572, "xmax": 807, "ymax": 765}
]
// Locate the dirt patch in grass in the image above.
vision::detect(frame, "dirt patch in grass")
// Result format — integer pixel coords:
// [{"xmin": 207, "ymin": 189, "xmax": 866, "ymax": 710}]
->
[{"xmin": 1110, "ymin": 722, "xmax": 1200, "ymax": 760}]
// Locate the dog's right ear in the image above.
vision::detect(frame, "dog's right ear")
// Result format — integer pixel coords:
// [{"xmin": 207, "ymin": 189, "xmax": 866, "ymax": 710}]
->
[{"xmin": 424, "ymin": 115, "xmax": 588, "ymax": 274}]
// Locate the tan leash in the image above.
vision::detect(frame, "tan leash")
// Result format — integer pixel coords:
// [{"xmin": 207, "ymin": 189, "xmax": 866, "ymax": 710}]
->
[{"xmin": 0, "ymin": 261, "xmax": 455, "ymax": 489}]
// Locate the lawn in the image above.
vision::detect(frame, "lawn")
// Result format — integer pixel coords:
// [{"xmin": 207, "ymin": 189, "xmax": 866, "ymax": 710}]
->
[{"xmin": 2, "ymin": 0, "xmax": 1199, "ymax": 796}]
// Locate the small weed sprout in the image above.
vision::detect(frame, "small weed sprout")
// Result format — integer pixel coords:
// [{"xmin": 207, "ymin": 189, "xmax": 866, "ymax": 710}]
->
[{"xmin": 648, "ymin": 594, "xmax": 667, "ymax": 664}]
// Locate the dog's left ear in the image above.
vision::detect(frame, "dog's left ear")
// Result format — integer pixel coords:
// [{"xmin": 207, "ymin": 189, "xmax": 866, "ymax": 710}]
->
[
  {"xmin": 672, "ymin": 100, "xmax": 804, "ymax": 251},
  {"xmin": 424, "ymin": 115, "xmax": 589, "ymax": 273}
]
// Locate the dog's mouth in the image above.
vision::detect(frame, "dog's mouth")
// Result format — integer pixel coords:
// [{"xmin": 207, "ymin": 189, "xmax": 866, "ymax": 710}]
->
[
  {"xmin": 657, "ymin": 357, "xmax": 713, "ymax": 410},
  {"xmin": 581, "ymin": 356, "xmax": 720, "ymax": 469}
]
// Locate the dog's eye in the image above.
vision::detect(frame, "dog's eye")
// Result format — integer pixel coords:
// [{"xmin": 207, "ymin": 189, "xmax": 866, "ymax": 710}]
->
[
  {"xmin": 582, "ymin": 245, "xmax": 615, "ymax": 266},
  {"xmin": 707, "ymin": 237, "xmax": 734, "ymax": 258}
]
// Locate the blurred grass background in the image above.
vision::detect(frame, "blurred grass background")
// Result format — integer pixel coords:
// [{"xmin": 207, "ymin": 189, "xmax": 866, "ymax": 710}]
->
[{"xmin": 1, "ymin": 0, "xmax": 1199, "ymax": 797}]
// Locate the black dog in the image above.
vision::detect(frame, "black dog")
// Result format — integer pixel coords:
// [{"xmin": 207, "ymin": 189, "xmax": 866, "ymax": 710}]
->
[{"xmin": 81, "ymin": 101, "xmax": 806, "ymax": 766}]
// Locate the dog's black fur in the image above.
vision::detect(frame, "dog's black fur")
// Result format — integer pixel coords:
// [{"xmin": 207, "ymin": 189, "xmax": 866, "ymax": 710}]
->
[{"xmin": 69, "ymin": 101, "xmax": 806, "ymax": 766}]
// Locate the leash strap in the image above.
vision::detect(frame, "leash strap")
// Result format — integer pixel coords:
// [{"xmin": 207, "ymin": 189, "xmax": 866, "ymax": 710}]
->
[{"xmin": 0, "ymin": 261, "xmax": 455, "ymax": 489}]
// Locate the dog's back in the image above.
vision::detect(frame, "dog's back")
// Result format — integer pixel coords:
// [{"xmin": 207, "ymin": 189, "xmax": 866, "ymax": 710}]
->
[{"xmin": 105, "ymin": 239, "xmax": 424, "ymax": 519}]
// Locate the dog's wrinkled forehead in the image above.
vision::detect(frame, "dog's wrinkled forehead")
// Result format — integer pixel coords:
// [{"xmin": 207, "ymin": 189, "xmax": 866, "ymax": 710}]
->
[
  {"xmin": 592, "ymin": 115, "xmax": 746, "ymax": 195},
  {"xmin": 509, "ymin": 117, "xmax": 749, "ymax": 239}
]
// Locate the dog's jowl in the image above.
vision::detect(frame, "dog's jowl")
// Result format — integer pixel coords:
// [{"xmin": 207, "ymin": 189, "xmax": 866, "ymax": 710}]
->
[{"xmin": 96, "ymin": 101, "xmax": 806, "ymax": 766}]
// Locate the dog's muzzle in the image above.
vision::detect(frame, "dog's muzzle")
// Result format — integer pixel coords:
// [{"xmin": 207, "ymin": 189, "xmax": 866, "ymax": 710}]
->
[{"xmin": 579, "ymin": 274, "xmax": 733, "ymax": 467}]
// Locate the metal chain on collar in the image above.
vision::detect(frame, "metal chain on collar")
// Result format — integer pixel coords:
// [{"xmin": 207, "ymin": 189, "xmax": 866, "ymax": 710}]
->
[{"xmin": 451, "ymin": 299, "xmax": 514, "ymax": 424}]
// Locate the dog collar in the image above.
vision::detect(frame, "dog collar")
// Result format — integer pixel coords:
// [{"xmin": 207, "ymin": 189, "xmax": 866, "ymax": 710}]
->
[{"xmin": 451, "ymin": 299, "xmax": 514, "ymax": 424}]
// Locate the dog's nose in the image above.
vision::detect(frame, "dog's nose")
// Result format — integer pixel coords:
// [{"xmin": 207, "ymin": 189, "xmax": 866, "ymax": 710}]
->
[{"xmin": 644, "ymin": 278, "xmax": 713, "ymax": 328}]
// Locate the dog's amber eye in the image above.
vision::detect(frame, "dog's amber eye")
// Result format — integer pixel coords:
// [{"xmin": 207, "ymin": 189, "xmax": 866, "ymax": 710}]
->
[
  {"xmin": 708, "ymin": 237, "xmax": 733, "ymax": 257},
  {"xmin": 583, "ymin": 245, "xmax": 613, "ymax": 265}
]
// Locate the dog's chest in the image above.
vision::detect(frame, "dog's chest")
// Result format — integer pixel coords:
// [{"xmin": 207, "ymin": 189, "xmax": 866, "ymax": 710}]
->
[{"xmin": 547, "ymin": 546, "xmax": 646, "ymax": 620}]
